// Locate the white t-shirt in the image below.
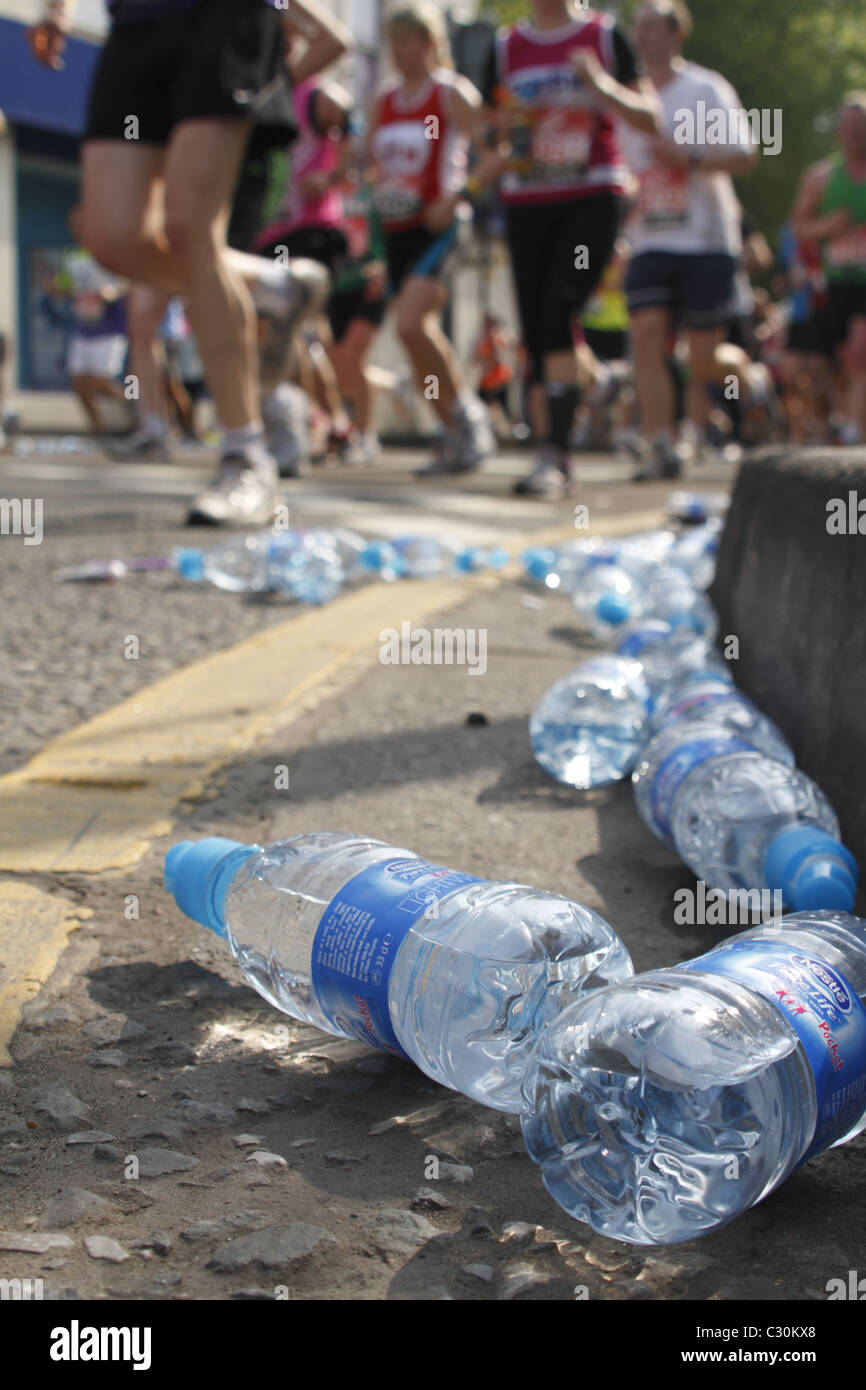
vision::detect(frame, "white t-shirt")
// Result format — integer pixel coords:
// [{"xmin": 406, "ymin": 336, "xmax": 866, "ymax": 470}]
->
[{"xmin": 619, "ymin": 61, "xmax": 752, "ymax": 256}]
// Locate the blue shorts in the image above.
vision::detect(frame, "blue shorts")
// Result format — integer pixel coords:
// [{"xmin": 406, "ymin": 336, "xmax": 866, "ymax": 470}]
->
[{"xmin": 626, "ymin": 251, "xmax": 737, "ymax": 328}]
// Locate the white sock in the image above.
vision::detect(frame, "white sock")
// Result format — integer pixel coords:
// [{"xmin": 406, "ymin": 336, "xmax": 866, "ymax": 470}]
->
[{"xmin": 221, "ymin": 421, "xmax": 265, "ymax": 453}]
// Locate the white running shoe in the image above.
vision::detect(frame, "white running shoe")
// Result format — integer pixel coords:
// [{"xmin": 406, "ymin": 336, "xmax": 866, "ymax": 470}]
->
[
  {"xmin": 187, "ymin": 443, "xmax": 279, "ymax": 527},
  {"xmin": 452, "ymin": 394, "xmax": 494, "ymax": 467},
  {"xmin": 262, "ymin": 383, "xmax": 309, "ymax": 478},
  {"xmin": 513, "ymin": 447, "xmax": 573, "ymax": 497},
  {"xmin": 341, "ymin": 431, "xmax": 381, "ymax": 466}
]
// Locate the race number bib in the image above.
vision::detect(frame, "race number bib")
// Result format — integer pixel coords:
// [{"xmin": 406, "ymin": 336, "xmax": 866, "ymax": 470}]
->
[
  {"xmin": 637, "ymin": 165, "xmax": 690, "ymax": 226},
  {"xmin": 371, "ymin": 179, "xmax": 421, "ymax": 224},
  {"xmin": 827, "ymin": 225, "xmax": 866, "ymax": 271},
  {"xmin": 529, "ymin": 108, "xmax": 593, "ymax": 179}
]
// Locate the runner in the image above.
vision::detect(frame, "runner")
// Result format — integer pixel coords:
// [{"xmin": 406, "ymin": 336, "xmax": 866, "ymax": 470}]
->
[
  {"xmin": 29, "ymin": 0, "xmax": 345, "ymax": 525},
  {"xmin": 326, "ymin": 171, "xmax": 389, "ymax": 465},
  {"xmin": 253, "ymin": 74, "xmax": 356, "ymax": 461},
  {"xmin": 56, "ymin": 211, "xmax": 131, "ymax": 437},
  {"xmin": 485, "ymin": 0, "xmax": 660, "ymax": 496},
  {"xmin": 791, "ymin": 93, "xmax": 866, "ymax": 447},
  {"xmin": 369, "ymin": 2, "xmax": 494, "ymax": 475},
  {"xmin": 473, "ymin": 313, "xmax": 517, "ymax": 441},
  {"xmin": 618, "ymin": 0, "xmax": 756, "ymax": 479}
]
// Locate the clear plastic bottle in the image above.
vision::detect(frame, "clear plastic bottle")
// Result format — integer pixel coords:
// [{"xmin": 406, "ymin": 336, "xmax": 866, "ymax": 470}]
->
[
  {"xmin": 648, "ymin": 671, "xmax": 795, "ymax": 762},
  {"xmin": 174, "ymin": 531, "xmax": 300, "ymax": 594},
  {"xmin": 632, "ymin": 721, "xmax": 858, "ymax": 910},
  {"xmin": 618, "ymin": 623, "xmax": 730, "ymax": 709},
  {"xmin": 164, "ymin": 832, "xmax": 632, "ymax": 1112},
  {"xmin": 639, "ymin": 563, "xmax": 718, "ymax": 638},
  {"xmin": 522, "ymin": 911, "xmax": 866, "ymax": 1245},
  {"xmin": 530, "ymin": 656, "xmax": 650, "ymax": 788},
  {"xmin": 572, "ymin": 563, "xmax": 641, "ymax": 638},
  {"xmin": 667, "ymin": 521, "xmax": 722, "ymax": 590}
]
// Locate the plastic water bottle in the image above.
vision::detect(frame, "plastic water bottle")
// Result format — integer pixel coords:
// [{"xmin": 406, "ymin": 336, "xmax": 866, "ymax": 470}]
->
[
  {"xmin": 522, "ymin": 910, "xmax": 866, "ymax": 1245},
  {"xmin": 572, "ymin": 563, "xmax": 641, "ymax": 638},
  {"xmin": 174, "ymin": 531, "xmax": 300, "ymax": 593},
  {"xmin": 530, "ymin": 656, "xmax": 650, "ymax": 787},
  {"xmin": 639, "ymin": 564, "xmax": 718, "ymax": 637},
  {"xmin": 648, "ymin": 671, "xmax": 794, "ymax": 761},
  {"xmin": 367, "ymin": 537, "xmax": 510, "ymax": 580},
  {"xmin": 617, "ymin": 623, "xmax": 731, "ymax": 708},
  {"xmin": 175, "ymin": 527, "xmax": 361, "ymax": 602},
  {"xmin": 632, "ymin": 721, "xmax": 858, "ymax": 910},
  {"xmin": 667, "ymin": 522, "xmax": 721, "ymax": 590},
  {"xmin": 163, "ymin": 831, "xmax": 632, "ymax": 1112}
]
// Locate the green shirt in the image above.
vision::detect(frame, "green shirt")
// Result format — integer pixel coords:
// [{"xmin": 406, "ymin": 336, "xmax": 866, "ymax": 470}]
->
[{"xmin": 820, "ymin": 155, "xmax": 866, "ymax": 284}]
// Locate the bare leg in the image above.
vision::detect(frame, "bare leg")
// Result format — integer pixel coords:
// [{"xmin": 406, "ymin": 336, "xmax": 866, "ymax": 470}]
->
[
  {"xmin": 127, "ymin": 285, "xmax": 172, "ymax": 430},
  {"xmin": 393, "ymin": 277, "xmax": 463, "ymax": 427},
  {"xmin": 631, "ymin": 307, "xmax": 675, "ymax": 437},
  {"xmin": 71, "ymin": 374, "xmax": 105, "ymax": 432},
  {"xmin": 161, "ymin": 119, "xmax": 258, "ymax": 431}
]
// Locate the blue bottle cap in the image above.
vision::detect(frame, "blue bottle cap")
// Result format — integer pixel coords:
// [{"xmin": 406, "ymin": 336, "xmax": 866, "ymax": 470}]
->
[
  {"xmin": 616, "ymin": 620, "xmax": 673, "ymax": 657},
  {"xmin": 596, "ymin": 593, "xmax": 631, "ymax": 626},
  {"xmin": 175, "ymin": 548, "xmax": 205, "ymax": 581},
  {"xmin": 164, "ymin": 837, "xmax": 259, "ymax": 937},
  {"xmin": 764, "ymin": 826, "xmax": 859, "ymax": 913},
  {"xmin": 522, "ymin": 546, "xmax": 557, "ymax": 581}
]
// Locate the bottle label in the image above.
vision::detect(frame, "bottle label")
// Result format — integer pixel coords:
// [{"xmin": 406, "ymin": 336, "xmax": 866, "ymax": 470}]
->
[
  {"xmin": 311, "ymin": 858, "xmax": 484, "ymax": 1059},
  {"xmin": 657, "ymin": 691, "xmax": 730, "ymax": 731},
  {"xmin": 683, "ymin": 940, "xmax": 866, "ymax": 1163},
  {"xmin": 649, "ymin": 733, "xmax": 752, "ymax": 845}
]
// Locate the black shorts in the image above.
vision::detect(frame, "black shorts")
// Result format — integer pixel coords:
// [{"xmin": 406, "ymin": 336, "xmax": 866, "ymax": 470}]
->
[
  {"xmin": 626, "ymin": 250, "xmax": 737, "ymax": 328},
  {"xmin": 327, "ymin": 285, "xmax": 387, "ymax": 343},
  {"xmin": 228, "ymin": 143, "xmax": 291, "ymax": 252},
  {"xmin": 504, "ymin": 193, "xmax": 624, "ymax": 381},
  {"xmin": 84, "ymin": 0, "xmax": 296, "ymax": 148},
  {"xmin": 785, "ymin": 317, "xmax": 828, "ymax": 356},
  {"xmin": 383, "ymin": 224, "xmax": 459, "ymax": 296},
  {"xmin": 583, "ymin": 327, "xmax": 628, "ymax": 361},
  {"xmin": 817, "ymin": 282, "xmax": 866, "ymax": 353},
  {"xmin": 256, "ymin": 224, "xmax": 349, "ymax": 275}
]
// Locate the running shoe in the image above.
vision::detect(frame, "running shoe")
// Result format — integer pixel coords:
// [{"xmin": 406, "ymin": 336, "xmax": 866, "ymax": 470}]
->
[
  {"xmin": 187, "ymin": 444, "xmax": 279, "ymax": 527},
  {"xmin": 513, "ymin": 447, "xmax": 573, "ymax": 497},
  {"xmin": 257, "ymin": 258, "xmax": 331, "ymax": 379},
  {"xmin": 452, "ymin": 393, "xmax": 494, "ymax": 467},
  {"xmin": 632, "ymin": 436, "xmax": 689, "ymax": 482},
  {"xmin": 262, "ymin": 383, "xmax": 309, "ymax": 478},
  {"xmin": 112, "ymin": 427, "xmax": 174, "ymax": 461},
  {"xmin": 341, "ymin": 431, "xmax": 381, "ymax": 466}
]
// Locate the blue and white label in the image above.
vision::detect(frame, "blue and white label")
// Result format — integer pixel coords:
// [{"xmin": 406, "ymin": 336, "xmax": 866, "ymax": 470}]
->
[
  {"xmin": 650, "ymin": 733, "xmax": 752, "ymax": 845},
  {"xmin": 684, "ymin": 940, "xmax": 866, "ymax": 1163},
  {"xmin": 311, "ymin": 858, "xmax": 484, "ymax": 1058}
]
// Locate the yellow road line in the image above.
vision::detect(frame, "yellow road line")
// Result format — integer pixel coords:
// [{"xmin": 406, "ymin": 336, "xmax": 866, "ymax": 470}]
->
[
  {"xmin": 0, "ymin": 508, "xmax": 665, "ymax": 876},
  {"xmin": 0, "ymin": 883, "xmax": 91, "ymax": 1065},
  {"xmin": 0, "ymin": 506, "xmax": 665, "ymax": 1062}
]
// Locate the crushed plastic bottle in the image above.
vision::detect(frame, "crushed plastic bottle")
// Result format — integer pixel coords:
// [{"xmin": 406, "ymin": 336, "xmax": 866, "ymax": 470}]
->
[
  {"xmin": 530, "ymin": 656, "xmax": 650, "ymax": 787},
  {"xmin": 648, "ymin": 671, "xmax": 795, "ymax": 761},
  {"xmin": 163, "ymin": 831, "xmax": 632, "ymax": 1112},
  {"xmin": 522, "ymin": 910, "xmax": 866, "ymax": 1245},
  {"xmin": 632, "ymin": 721, "xmax": 858, "ymax": 910}
]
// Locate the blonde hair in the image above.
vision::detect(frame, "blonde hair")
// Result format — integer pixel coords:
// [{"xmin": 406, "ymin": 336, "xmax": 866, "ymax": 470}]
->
[
  {"xmin": 384, "ymin": 2, "xmax": 453, "ymax": 69},
  {"xmin": 842, "ymin": 91, "xmax": 866, "ymax": 112}
]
